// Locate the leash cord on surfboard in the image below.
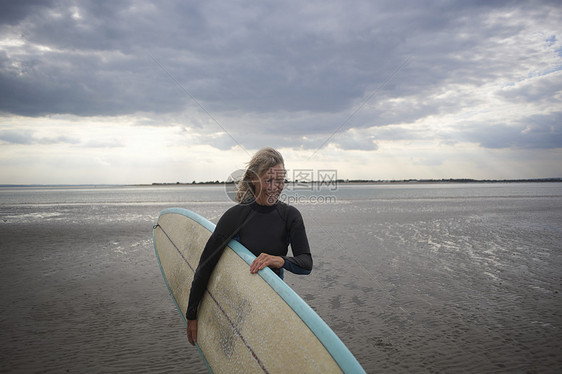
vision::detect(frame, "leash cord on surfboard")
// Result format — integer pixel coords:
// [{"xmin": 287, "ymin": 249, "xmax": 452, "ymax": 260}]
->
[{"xmin": 154, "ymin": 222, "xmax": 196, "ymax": 273}]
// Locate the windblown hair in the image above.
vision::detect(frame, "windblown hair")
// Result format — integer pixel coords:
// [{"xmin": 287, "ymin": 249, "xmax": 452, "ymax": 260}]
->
[{"xmin": 236, "ymin": 147, "xmax": 285, "ymax": 203}]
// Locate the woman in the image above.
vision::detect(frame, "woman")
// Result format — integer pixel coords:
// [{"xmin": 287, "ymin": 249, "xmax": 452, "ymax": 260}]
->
[{"xmin": 186, "ymin": 147, "xmax": 313, "ymax": 345}]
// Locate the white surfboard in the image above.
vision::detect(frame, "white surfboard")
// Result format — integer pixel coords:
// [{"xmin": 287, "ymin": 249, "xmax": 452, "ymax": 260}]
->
[{"xmin": 153, "ymin": 207, "xmax": 365, "ymax": 373}]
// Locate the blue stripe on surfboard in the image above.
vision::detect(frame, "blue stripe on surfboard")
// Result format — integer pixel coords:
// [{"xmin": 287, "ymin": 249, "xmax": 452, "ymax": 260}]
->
[
  {"xmin": 153, "ymin": 216, "xmax": 214, "ymax": 374},
  {"xmin": 156, "ymin": 207, "xmax": 366, "ymax": 374},
  {"xmin": 229, "ymin": 238, "xmax": 366, "ymax": 374}
]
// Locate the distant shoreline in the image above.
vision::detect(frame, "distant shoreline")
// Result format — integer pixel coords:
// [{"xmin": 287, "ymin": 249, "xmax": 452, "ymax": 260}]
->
[
  {"xmin": 145, "ymin": 177, "xmax": 562, "ymax": 186},
  {"xmin": 1, "ymin": 178, "xmax": 561, "ymax": 188}
]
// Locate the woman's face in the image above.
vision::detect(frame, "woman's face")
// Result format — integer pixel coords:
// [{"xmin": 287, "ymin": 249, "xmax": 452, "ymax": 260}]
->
[{"xmin": 252, "ymin": 163, "xmax": 285, "ymax": 206}]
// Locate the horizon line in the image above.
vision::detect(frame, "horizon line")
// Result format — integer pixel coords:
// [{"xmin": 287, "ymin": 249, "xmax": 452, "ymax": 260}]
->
[{"xmin": 1, "ymin": 177, "xmax": 561, "ymax": 188}]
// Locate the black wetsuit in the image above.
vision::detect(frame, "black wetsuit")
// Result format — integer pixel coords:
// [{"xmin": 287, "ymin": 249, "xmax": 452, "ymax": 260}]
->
[{"xmin": 186, "ymin": 201, "xmax": 312, "ymax": 320}]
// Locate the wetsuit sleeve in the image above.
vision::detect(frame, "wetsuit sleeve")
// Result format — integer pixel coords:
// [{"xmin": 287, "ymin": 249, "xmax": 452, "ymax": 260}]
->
[
  {"xmin": 282, "ymin": 206, "xmax": 313, "ymax": 275},
  {"xmin": 185, "ymin": 229, "xmax": 229, "ymax": 320},
  {"xmin": 186, "ymin": 206, "xmax": 249, "ymax": 320}
]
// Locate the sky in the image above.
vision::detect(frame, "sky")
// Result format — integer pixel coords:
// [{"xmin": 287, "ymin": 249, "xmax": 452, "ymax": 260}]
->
[{"xmin": 0, "ymin": 0, "xmax": 561, "ymax": 185}]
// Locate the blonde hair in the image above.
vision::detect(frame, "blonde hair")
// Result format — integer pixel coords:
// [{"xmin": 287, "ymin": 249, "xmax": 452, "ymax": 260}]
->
[{"xmin": 236, "ymin": 147, "xmax": 285, "ymax": 203}]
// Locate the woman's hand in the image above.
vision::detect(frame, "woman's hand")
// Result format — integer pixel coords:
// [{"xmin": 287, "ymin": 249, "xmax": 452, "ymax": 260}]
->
[
  {"xmin": 187, "ymin": 319, "xmax": 198, "ymax": 346},
  {"xmin": 250, "ymin": 253, "xmax": 285, "ymax": 274}
]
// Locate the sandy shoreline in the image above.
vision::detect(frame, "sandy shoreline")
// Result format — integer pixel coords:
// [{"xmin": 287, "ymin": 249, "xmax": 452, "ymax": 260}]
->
[
  {"xmin": 1, "ymin": 184, "xmax": 561, "ymax": 373},
  {"xmin": 0, "ymin": 220, "xmax": 208, "ymax": 373},
  {"xmin": 144, "ymin": 178, "xmax": 562, "ymax": 187}
]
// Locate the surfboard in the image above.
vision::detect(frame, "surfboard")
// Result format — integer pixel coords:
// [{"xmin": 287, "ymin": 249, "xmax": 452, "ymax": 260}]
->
[{"xmin": 153, "ymin": 207, "xmax": 366, "ymax": 373}]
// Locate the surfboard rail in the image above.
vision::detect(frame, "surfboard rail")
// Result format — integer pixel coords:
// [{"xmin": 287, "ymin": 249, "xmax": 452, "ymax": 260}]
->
[{"xmin": 154, "ymin": 207, "xmax": 366, "ymax": 374}]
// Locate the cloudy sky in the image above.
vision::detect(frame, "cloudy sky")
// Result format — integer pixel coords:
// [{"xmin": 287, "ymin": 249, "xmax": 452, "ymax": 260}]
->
[{"xmin": 0, "ymin": 0, "xmax": 561, "ymax": 184}]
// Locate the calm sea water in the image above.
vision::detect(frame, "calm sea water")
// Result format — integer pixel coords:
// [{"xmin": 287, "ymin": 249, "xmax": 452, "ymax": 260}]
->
[{"xmin": 1, "ymin": 183, "xmax": 561, "ymax": 373}]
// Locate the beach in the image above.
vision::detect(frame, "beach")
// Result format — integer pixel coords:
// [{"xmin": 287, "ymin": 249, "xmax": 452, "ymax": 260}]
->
[
  {"xmin": 1, "ymin": 183, "xmax": 561, "ymax": 373},
  {"xmin": 1, "ymin": 216, "xmax": 207, "ymax": 373}
]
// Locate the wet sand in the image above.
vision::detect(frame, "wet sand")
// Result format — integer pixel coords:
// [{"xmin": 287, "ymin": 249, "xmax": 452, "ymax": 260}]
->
[
  {"xmin": 1, "ymin": 189, "xmax": 561, "ymax": 373},
  {"xmin": 0, "ymin": 220, "xmax": 207, "ymax": 373}
]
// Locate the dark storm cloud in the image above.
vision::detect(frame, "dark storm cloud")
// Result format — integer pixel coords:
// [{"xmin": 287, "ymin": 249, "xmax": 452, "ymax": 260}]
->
[
  {"xmin": 0, "ymin": 0, "xmax": 56, "ymax": 25},
  {"xmin": 0, "ymin": 0, "xmax": 560, "ymax": 151},
  {"xmin": 467, "ymin": 112, "xmax": 562, "ymax": 150},
  {"xmin": 0, "ymin": 129, "xmax": 33, "ymax": 144},
  {"xmin": 0, "ymin": 0, "xmax": 501, "ymax": 114},
  {"xmin": 0, "ymin": 129, "xmax": 79, "ymax": 145}
]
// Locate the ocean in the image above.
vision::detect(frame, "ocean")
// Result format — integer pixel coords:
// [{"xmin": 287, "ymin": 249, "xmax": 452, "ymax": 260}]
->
[{"xmin": 1, "ymin": 183, "xmax": 561, "ymax": 373}]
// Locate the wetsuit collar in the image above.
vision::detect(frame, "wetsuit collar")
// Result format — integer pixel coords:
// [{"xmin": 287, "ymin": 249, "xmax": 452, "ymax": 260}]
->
[{"xmin": 250, "ymin": 200, "xmax": 279, "ymax": 213}]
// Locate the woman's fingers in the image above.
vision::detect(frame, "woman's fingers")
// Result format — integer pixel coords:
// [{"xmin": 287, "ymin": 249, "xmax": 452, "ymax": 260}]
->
[
  {"xmin": 250, "ymin": 253, "xmax": 284, "ymax": 274},
  {"xmin": 187, "ymin": 319, "xmax": 198, "ymax": 346},
  {"xmin": 250, "ymin": 253, "xmax": 268, "ymax": 273}
]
